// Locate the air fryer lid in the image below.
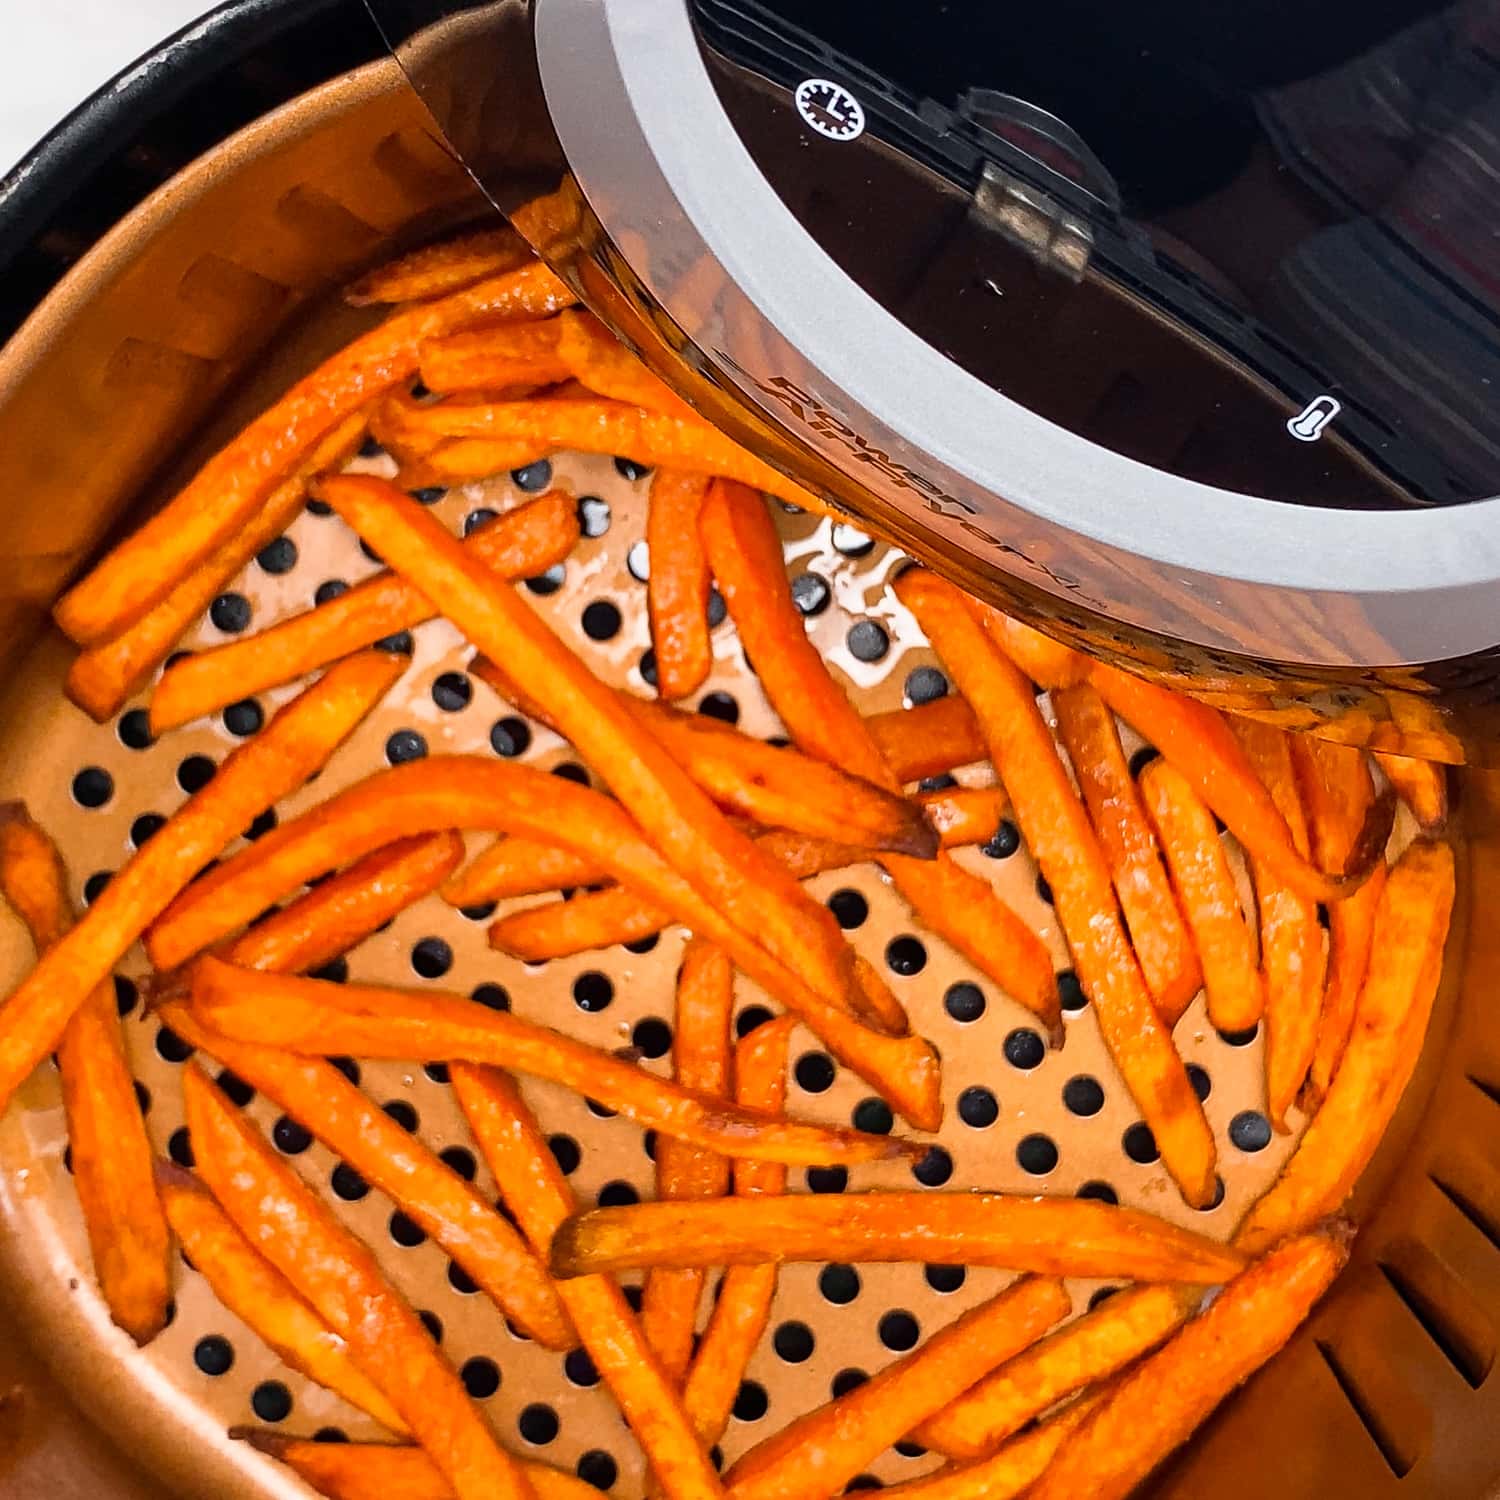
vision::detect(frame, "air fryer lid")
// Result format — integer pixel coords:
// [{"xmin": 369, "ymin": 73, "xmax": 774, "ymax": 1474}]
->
[{"xmin": 363, "ymin": 0, "xmax": 1500, "ymax": 682}]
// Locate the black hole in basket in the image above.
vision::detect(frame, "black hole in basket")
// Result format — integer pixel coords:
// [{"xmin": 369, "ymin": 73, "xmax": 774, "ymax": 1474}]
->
[
  {"xmin": 62, "ymin": 1145, "xmax": 72, "ymax": 1174},
  {"xmin": 613, "ymin": 457, "xmax": 650, "ymax": 482},
  {"xmin": 983, "ymin": 820, "xmax": 1021, "ymax": 859},
  {"xmin": 163, "ymin": 1126, "xmax": 195, "ymax": 1172},
  {"xmin": 244, "ymin": 808, "xmax": 277, "ymax": 842},
  {"xmin": 217, "ymin": 1070, "xmax": 254, "ymax": 1107},
  {"xmin": 818, "ymin": 1264, "xmax": 860, "ymax": 1303},
  {"xmin": 155, "ymin": 1027, "xmax": 193, "ymax": 1064},
  {"xmin": 852, "ymin": 1097, "xmax": 893, "ymax": 1135},
  {"xmin": 879, "ymin": 1311, "xmax": 920, "ymax": 1352},
  {"xmin": 375, "ymin": 629, "xmax": 415, "ymax": 656},
  {"xmin": 525, "ymin": 564, "xmax": 566, "ymax": 597},
  {"xmin": 272, "ymin": 1117, "xmax": 311, "ymax": 1155},
  {"xmin": 832, "ymin": 523, "xmax": 874, "ymax": 557},
  {"xmin": 632, "ymin": 1018, "xmax": 672, "ymax": 1058},
  {"xmin": 565, "ymin": 1348, "xmax": 600, "ymax": 1388},
  {"xmin": 1077, "ymin": 1180, "xmax": 1119, "ymax": 1205},
  {"xmin": 129, "ymin": 813, "xmax": 165, "ymax": 849},
  {"xmin": 1230, "ymin": 1110, "xmax": 1272, "ymax": 1153},
  {"xmin": 328, "ymin": 1163, "xmax": 367, "ymax": 1203},
  {"xmin": 638, "ymin": 648, "xmax": 658, "ymax": 687},
  {"xmin": 577, "ymin": 494, "xmax": 611, "ymax": 538},
  {"xmin": 774, "ymin": 1321, "xmax": 815, "ymax": 1362},
  {"xmin": 71, "ymin": 766, "xmax": 113, "ymax": 808},
  {"xmin": 461, "ymin": 1356, "xmax": 501, "ymax": 1399},
  {"xmin": 488, "ymin": 716, "xmax": 532, "ymax": 759},
  {"xmin": 734, "ymin": 1380, "xmax": 769, "ymax": 1422},
  {"xmin": 330, "ymin": 1059, "xmax": 361, "ymax": 1088},
  {"xmin": 520, "ymin": 1404, "xmax": 559, "ymax": 1445},
  {"xmin": 424, "ymin": 1062, "xmax": 450, "ymax": 1084},
  {"xmin": 925, "ymin": 1264, "xmax": 966, "ymax": 1293},
  {"xmin": 1217, "ymin": 1024, "xmax": 1259, "ymax": 1048},
  {"xmin": 919, "ymin": 774, "xmax": 958, "ymax": 794},
  {"xmin": 221, "ymin": 699, "xmax": 263, "ymax": 738},
  {"xmin": 552, "ymin": 762, "xmax": 590, "ymax": 785},
  {"xmin": 1089, "ymin": 1286, "xmax": 1121, "ymax": 1313},
  {"xmin": 885, "ymin": 936, "xmax": 927, "ymax": 976},
  {"xmin": 789, "ymin": 571, "xmax": 831, "ymax": 617},
  {"xmin": 463, "ymin": 507, "xmax": 498, "ymax": 538},
  {"xmin": 311, "ymin": 957, "xmax": 349, "ymax": 985},
  {"xmin": 1004, "ymin": 1028, "xmax": 1045, "ymax": 1071},
  {"xmin": 698, "ymin": 691, "xmax": 740, "ymax": 726},
  {"xmin": 624, "ymin": 932, "xmax": 660, "ymax": 955},
  {"xmin": 573, "ymin": 972, "xmax": 614, "ymax": 1012},
  {"xmin": 546, "ymin": 1134, "xmax": 581, "ymax": 1175},
  {"xmin": 586, "ymin": 1098, "xmax": 617, "ymax": 1120},
  {"xmin": 707, "ymin": 588, "xmax": 727, "ymax": 628},
  {"xmin": 1186, "ymin": 1064, "xmax": 1212, "ymax": 1101},
  {"xmin": 312, "ymin": 1429, "xmax": 347, "ymax": 1445},
  {"xmin": 314, "ymin": 579, "xmax": 349, "ymax": 607},
  {"xmin": 828, "ymin": 889, "xmax": 868, "ymax": 930},
  {"xmin": 736, "ymin": 1005, "xmax": 773, "ymax": 1037},
  {"xmin": 1017, "ymin": 1134, "xmax": 1059, "ymax": 1175},
  {"xmin": 133, "ymin": 1080, "xmax": 152, "ymax": 1116},
  {"xmin": 1063, "ymin": 1075, "xmax": 1105, "ymax": 1117},
  {"xmin": 384, "ymin": 1100, "xmax": 419, "ymax": 1133},
  {"xmin": 256, "ymin": 535, "xmax": 298, "ymax": 575},
  {"xmin": 831, "ymin": 1369, "xmax": 867, "ymax": 1399},
  {"xmin": 896, "ymin": 1441, "xmax": 926, "ymax": 1460},
  {"xmin": 808, "ymin": 1166, "xmax": 848, "ymax": 1195},
  {"xmin": 958, "ymin": 1086, "xmax": 999, "ymax": 1128},
  {"xmin": 411, "ymin": 937, "xmax": 452, "ymax": 979},
  {"xmin": 432, "ymin": 672, "xmax": 472, "ymax": 712},
  {"xmin": 251, "ymin": 1381, "xmax": 292, "ymax": 1423},
  {"xmin": 177, "ymin": 755, "xmax": 216, "ymax": 794},
  {"xmin": 582, "ymin": 600, "xmax": 622, "ymax": 641},
  {"xmin": 622, "ymin": 1285, "xmax": 643, "ymax": 1311},
  {"xmin": 194, "ymin": 1335, "xmax": 234, "ymax": 1376},
  {"xmin": 944, "ymin": 982, "xmax": 985, "ymax": 1023},
  {"xmin": 409, "ymin": 485, "xmax": 444, "ymax": 506},
  {"xmin": 390, "ymin": 1212, "xmax": 426, "ymax": 1248},
  {"xmin": 471, "ymin": 982, "xmax": 511, "ymax": 1011},
  {"xmin": 114, "ymin": 976, "xmax": 138, "ymax": 1016},
  {"xmin": 1128, "ymin": 746, "xmax": 1160, "ymax": 778},
  {"xmin": 597, "ymin": 1181, "xmax": 638, "ymax": 1208},
  {"xmin": 904, "ymin": 667, "xmax": 948, "ymax": 707},
  {"xmin": 641, "ymin": 1130, "xmax": 657, "ymax": 1163},
  {"xmin": 626, "ymin": 540, "xmax": 650, "ymax": 582},
  {"xmin": 1058, "ymin": 971, "xmax": 1087, "ymax": 1013},
  {"xmin": 1123, "ymin": 1122, "xmax": 1160, "ymax": 1164},
  {"xmin": 457, "ymin": 900, "xmax": 497, "ymax": 923},
  {"xmin": 419, "ymin": 1309, "xmax": 444, "ymax": 1343},
  {"xmin": 386, "ymin": 729, "xmax": 427, "ymax": 765},
  {"xmin": 448, "ymin": 1261, "xmax": 479, "ymax": 1294},
  {"xmin": 210, "ymin": 593, "xmax": 251, "ymax": 633},
  {"xmin": 912, "ymin": 1146, "xmax": 953, "ymax": 1186},
  {"xmin": 578, "ymin": 1451, "xmax": 617, "ymax": 1491},
  {"xmin": 846, "ymin": 620, "xmax": 889, "ymax": 663},
  {"xmin": 83, "ymin": 871, "xmax": 113, "ymax": 905},
  {"xmin": 796, "ymin": 1052, "xmax": 836, "ymax": 1093},
  {"xmin": 513, "ymin": 460, "xmax": 554, "ymax": 492},
  {"xmin": 1035, "ymin": 873, "xmax": 1054, "ymax": 905},
  {"xmin": 117, "ymin": 708, "xmax": 154, "ymax": 750},
  {"xmin": 1198, "ymin": 1176, "xmax": 1227, "ymax": 1211}
]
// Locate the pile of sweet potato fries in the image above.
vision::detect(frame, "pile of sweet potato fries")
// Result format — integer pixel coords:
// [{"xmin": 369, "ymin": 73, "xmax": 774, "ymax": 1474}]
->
[{"xmin": 0, "ymin": 198, "xmax": 1458, "ymax": 1500}]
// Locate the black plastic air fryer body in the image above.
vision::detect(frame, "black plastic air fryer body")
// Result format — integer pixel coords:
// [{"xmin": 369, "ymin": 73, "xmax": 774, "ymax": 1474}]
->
[{"xmin": 365, "ymin": 0, "xmax": 1500, "ymax": 765}]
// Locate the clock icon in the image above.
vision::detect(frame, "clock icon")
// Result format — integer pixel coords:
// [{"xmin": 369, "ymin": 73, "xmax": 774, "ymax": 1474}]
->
[{"xmin": 794, "ymin": 78, "xmax": 867, "ymax": 142}]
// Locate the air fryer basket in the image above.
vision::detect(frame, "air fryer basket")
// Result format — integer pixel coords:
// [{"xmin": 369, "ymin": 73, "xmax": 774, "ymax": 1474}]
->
[{"xmin": 0, "ymin": 3, "xmax": 1496, "ymax": 1497}]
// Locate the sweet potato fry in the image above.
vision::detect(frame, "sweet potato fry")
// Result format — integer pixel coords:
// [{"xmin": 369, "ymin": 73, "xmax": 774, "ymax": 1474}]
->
[
  {"xmin": 0, "ymin": 651, "xmax": 400, "ymax": 1114},
  {"xmin": 897, "ymin": 570, "xmax": 1215, "ymax": 1204},
  {"xmin": 865, "ymin": 697, "xmax": 988, "ymax": 783},
  {"xmin": 1290, "ymin": 737, "xmax": 1376, "ymax": 876},
  {"xmin": 1235, "ymin": 840, "xmax": 1454, "ymax": 1254},
  {"xmin": 555, "ymin": 311, "xmax": 697, "ymax": 418},
  {"xmin": 701, "ymin": 483, "xmax": 1059, "ymax": 1036},
  {"xmin": 1024, "ymin": 1228, "xmax": 1352, "ymax": 1500},
  {"xmin": 1052, "ymin": 683, "xmax": 1200, "ymax": 1021},
  {"xmin": 418, "ymin": 320, "xmax": 570, "ymax": 395},
  {"xmin": 489, "ymin": 887, "xmax": 673, "ymax": 960},
  {"xmin": 1375, "ymin": 750, "xmax": 1449, "ymax": 832},
  {"xmin": 149, "ymin": 493, "xmax": 580, "ymax": 733},
  {"xmin": 647, "ymin": 471, "xmax": 715, "ymax": 701},
  {"xmin": 181, "ymin": 1065, "xmax": 532, "ymax": 1500},
  {"xmin": 346, "ymin": 227, "xmax": 533, "ymax": 306},
  {"xmin": 446, "ymin": 837, "xmax": 606, "ymax": 906},
  {"xmin": 642, "ymin": 942, "xmax": 734, "ymax": 1381},
  {"xmin": 681, "ymin": 1017, "xmax": 794, "ymax": 1446},
  {"xmin": 913, "ymin": 1283, "xmax": 1198, "ymax": 1458},
  {"xmin": 63, "ymin": 415, "xmax": 367, "ymax": 722},
  {"xmin": 186, "ymin": 958, "xmax": 915, "ymax": 1167},
  {"xmin": 968, "ymin": 605, "xmax": 1089, "ymax": 691},
  {"xmin": 1304, "ymin": 864, "xmax": 1386, "ymax": 1114},
  {"xmin": 159, "ymin": 1167, "xmax": 407, "ymax": 1432},
  {"xmin": 449, "ymin": 1064, "xmax": 726, "ymax": 1500},
  {"xmin": 0, "ymin": 806, "xmax": 170, "ymax": 1344},
  {"xmin": 53, "ymin": 263, "xmax": 574, "ymax": 646},
  {"xmin": 916, "ymin": 786, "xmax": 1009, "ymax": 847},
  {"xmin": 1139, "ymin": 761, "xmax": 1263, "ymax": 1033},
  {"xmin": 549, "ymin": 1193, "xmax": 1245, "ymax": 1284},
  {"xmin": 723, "ymin": 1278, "xmax": 1070, "ymax": 1500}
]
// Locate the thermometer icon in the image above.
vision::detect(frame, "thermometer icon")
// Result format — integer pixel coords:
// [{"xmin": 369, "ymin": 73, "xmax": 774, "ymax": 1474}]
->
[{"xmin": 1287, "ymin": 395, "xmax": 1341, "ymax": 442}]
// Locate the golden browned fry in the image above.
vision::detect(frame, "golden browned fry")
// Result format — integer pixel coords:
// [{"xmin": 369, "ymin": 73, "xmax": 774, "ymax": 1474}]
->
[
  {"xmin": 0, "ymin": 651, "xmax": 400, "ymax": 1115},
  {"xmin": 1290, "ymin": 737, "xmax": 1376, "ymax": 877},
  {"xmin": 1024, "ymin": 1229, "xmax": 1352, "ymax": 1500},
  {"xmin": 63, "ymin": 415, "xmax": 367, "ymax": 722},
  {"xmin": 186, "ymin": 958, "xmax": 916, "ymax": 1167},
  {"xmin": 159, "ymin": 1167, "xmax": 408, "ymax": 1432},
  {"xmin": 346, "ymin": 227, "xmax": 533, "ymax": 306},
  {"xmin": 182, "ymin": 1064, "xmax": 534, "ymax": 1500},
  {"xmin": 1374, "ymin": 751, "xmax": 1449, "ymax": 833},
  {"xmin": 647, "ymin": 471, "xmax": 716, "ymax": 701},
  {"xmin": 642, "ymin": 941, "xmax": 734, "ymax": 1381},
  {"xmin": 53, "ymin": 264, "xmax": 574, "ymax": 645},
  {"xmin": 916, "ymin": 786, "xmax": 1009, "ymax": 849},
  {"xmin": 549, "ymin": 1193, "xmax": 1245, "ymax": 1284},
  {"xmin": 969, "ymin": 606, "xmax": 1090, "ymax": 691},
  {"xmin": 445, "ymin": 837, "xmax": 606, "ymax": 906},
  {"xmin": 1304, "ymin": 864, "xmax": 1386, "ymax": 1115},
  {"xmin": 681, "ymin": 1017, "xmax": 795, "ymax": 1446},
  {"xmin": 418, "ymin": 320, "xmax": 570, "ymax": 395},
  {"xmin": 897, "ymin": 570, "xmax": 1215, "ymax": 1205},
  {"xmin": 1235, "ymin": 840, "xmax": 1454, "ymax": 1254},
  {"xmin": 1052, "ymin": 684, "xmax": 1201, "ymax": 1021},
  {"xmin": 913, "ymin": 1283, "xmax": 1198, "ymax": 1458},
  {"xmin": 0, "ymin": 806, "xmax": 170, "ymax": 1344},
  {"xmin": 149, "ymin": 493, "xmax": 580, "ymax": 733},
  {"xmin": 555, "ymin": 311, "xmax": 698, "ymax": 418},
  {"xmin": 449, "ymin": 1065, "xmax": 726, "ymax": 1500},
  {"xmin": 865, "ymin": 697, "xmax": 988, "ymax": 783},
  {"xmin": 723, "ymin": 1278, "xmax": 1070, "ymax": 1500},
  {"xmin": 701, "ymin": 483, "xmax": 1059, "ymax": 1037}
]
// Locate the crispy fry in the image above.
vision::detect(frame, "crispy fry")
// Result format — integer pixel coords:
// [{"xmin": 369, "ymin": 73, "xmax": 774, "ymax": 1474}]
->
[
  {"xmin": 916, "ymin": 786, "xmax": 1009, "ymax": 847},
  {"xmin": 549, "ymin": 1194, "xmax": 1245, "ymax": 1284},
  {"xmin": 913, "ymin": 1283, "xmax": 1198, "ymax": 1458},
  {"xmin": 449, "ymin": 1065, "xmax": 726, "ymax": 1500},
  {"xmin": 681, "ymin": 1018, "xmax": 794, "ymax": 1446},
  {"xmin": 702, "ymin": 483, "xmax": 1059, "ymax": 1036},
  {"xmin": 186, "ymin": 958, "xmax": 915, "ymax": 1167},
  {"xmin": 865, "ymin": 697, "xmax": 987, "ymax": 783},
  {"xmin": 490, "ymin": 886, "xmax": 671, "ymax": 958},
  {"xmin": 1290, "ymin": 737, "xmax": 1376, "ymax": 876},
  {"xmin": 418, "ymin": 320, "xmax": 570, "ymax": 395},
  {"xmin": 642, "ymin": 942, "xmax": 734, "ymax": 1381},
  {"xmin": 149, "ymin": 494, "xmax": 580, "ymax": 733},
  {"xmin": 555, "ymin": 311, "xmax": 697, "ymax": 418},
  {"xmin": 647, "ymin": 471, "xmax": 715, "ymax": 700},
  {"xmin": 53, "ymin": 264, "xmax": 574, "ymax": 645},
  {"xmin": 1052, "ymin": 683, "xmax": 1201, "ymax": 1021},
  {"xmin": 1024, "ymin": 1229, "xmax": 1352, "ymax": 1500},
  {"xmin": 1139, "ymin": 761, "xmax": 1263, "ymax": 1033},
  {"xmin": 182, "ymin": 1066, "xmax": 532, "ymax": 1500},
  {"xmin": 0, "ymin": 806, "xmax": 170, "ymax": 1344},
  {"xmin": 1235, "ymin": 841, "xmax": 1454, "ymax": 1254},
  {"xmin": 897, "ymin": 570, "xmax": 1215, "ymax": 1204},
  {"xmin": 968, "ymin": 606, "xmax": 1089, "ymax": 691},
  {"xmin": 1375, "ymin": 750, "xmax": 1449, "ymax": 832},
  {"xmin": 723, "ymin": 1278, "xmax": 1070, "ymax": 1500},
  {"xmin": 0, "ymin": 651, "xmax": 400, "ymax": 1114},
  {"xmin": 346, "ymin": 227, "xmax": 533, "ymax": 306},
  {"xmin": 159, "ymin": 1167, "xmax": 407, "ymax": 1432},
  {"xmin": 63, "ymin": 415, "xmax": 367, "ymax": 722},
  {"xmin": 1305, "ymin": 864, "xmax": 1386, "ymax": 1114},
  {"xmin": 446, "ymin": 837, "xmax": 605, "ymax": 906}
]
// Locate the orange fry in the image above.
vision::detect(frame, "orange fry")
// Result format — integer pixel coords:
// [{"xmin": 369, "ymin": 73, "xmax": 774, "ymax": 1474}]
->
[
  {"xmin": 865, "ymin": 697, "xmax": 988, "ymax": 783},
  {"xmin": 701, "ymin": 483, "xmax": 1058, "ymax": 1037},
  {"xmin": 0, "ymin": 806, "xmax": 170, "ymax": 1344},
  {"xmin": 418, "ymin": 320, "xmax": 570, "ymax": 395},
  {"xmin": 1290, "ymin": 737, "xmax": 1376, "ymax": 876},
  {"xmin": 647, "ymin": 471, "xmax": 716, "ymax": 700},
  {"xmin": 915, "ymin": 786, "xmax": 1009, "ymax": 848},
  {"xmin": 969, "ymin": 605, "xmax": 1089, "ymax": 691},
  {"xmin": 1052, "ymin": 683, "xmax": 1201, "ymax": 1021},
  {"xmin": 1375, "ymin": 750, "xmax": 1449, "ymax": 832},
  {"xmin": 555, "ymin": 311, "xmax": 697, "ymax": 418},
  {"xmin": 445, "ymin": 836, "xmax": 604, "ymax": 906},
  {"xmin": 150, "ymin": 493, "xmax": 581, "ymax": 733},
  {"xmin": 346, "ymin": 227, "xmax": 533, "ymax": 306},
  {"xmin": 186, "ymin": 959, "xmax": 915, "ymax": 1168},
  {"xmin": 490, "ymin": 886, "xmax": 680, "ymax": 959},
  {"xmin": 182, "ymin": 1065, "xmax": 531, "ymax": 1500},
  {"xmin": 897, "ymin": 570, "xmax": 1215, "ymax": 1205},
  {"xmin": 159, "ymin": 1167, "xmax": 407, "ymax": 1432},
  {"xmin": 549, "ymin": 1194, "xmax": 1246, "ymax": 1284},
  {"xmin": 0, "ymin": 650, "xmax": 399, "ymax": 1114},
  {"xmin": 1139, "ymin": 761, "xmax": 1263, "ymax": 1033},
  {"xmin": 723, "ymin": 1278, "xmax": 1070, "ymax": 1500},
  {"xmin": 1025, "ymin": 1229, "xmax": 1351, "ymax": 1500},
  {"xmin": 1235, "ymin": 840, "xmax": 1454, "ymax": 1254},
  {"xmin": 1305, "ymin": 864, "xmax": 1386, "ymax": 1114},
  {"xmin": 642, "ymin": 942, "xmax": 734, "ymax": 1381},
  {"xmin": 63, "ymin": 414, "xmax": 367, "ymax": 722},
  {"xmin": 54, "ymin": 263, "xmax": 574, "ymax": 645}
]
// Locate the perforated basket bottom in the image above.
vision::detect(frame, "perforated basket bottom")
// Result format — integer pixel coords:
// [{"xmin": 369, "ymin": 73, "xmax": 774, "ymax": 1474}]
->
[{"xmin": 0, "ymin": 450, "xmax": 1333, "ymax": 1497}]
